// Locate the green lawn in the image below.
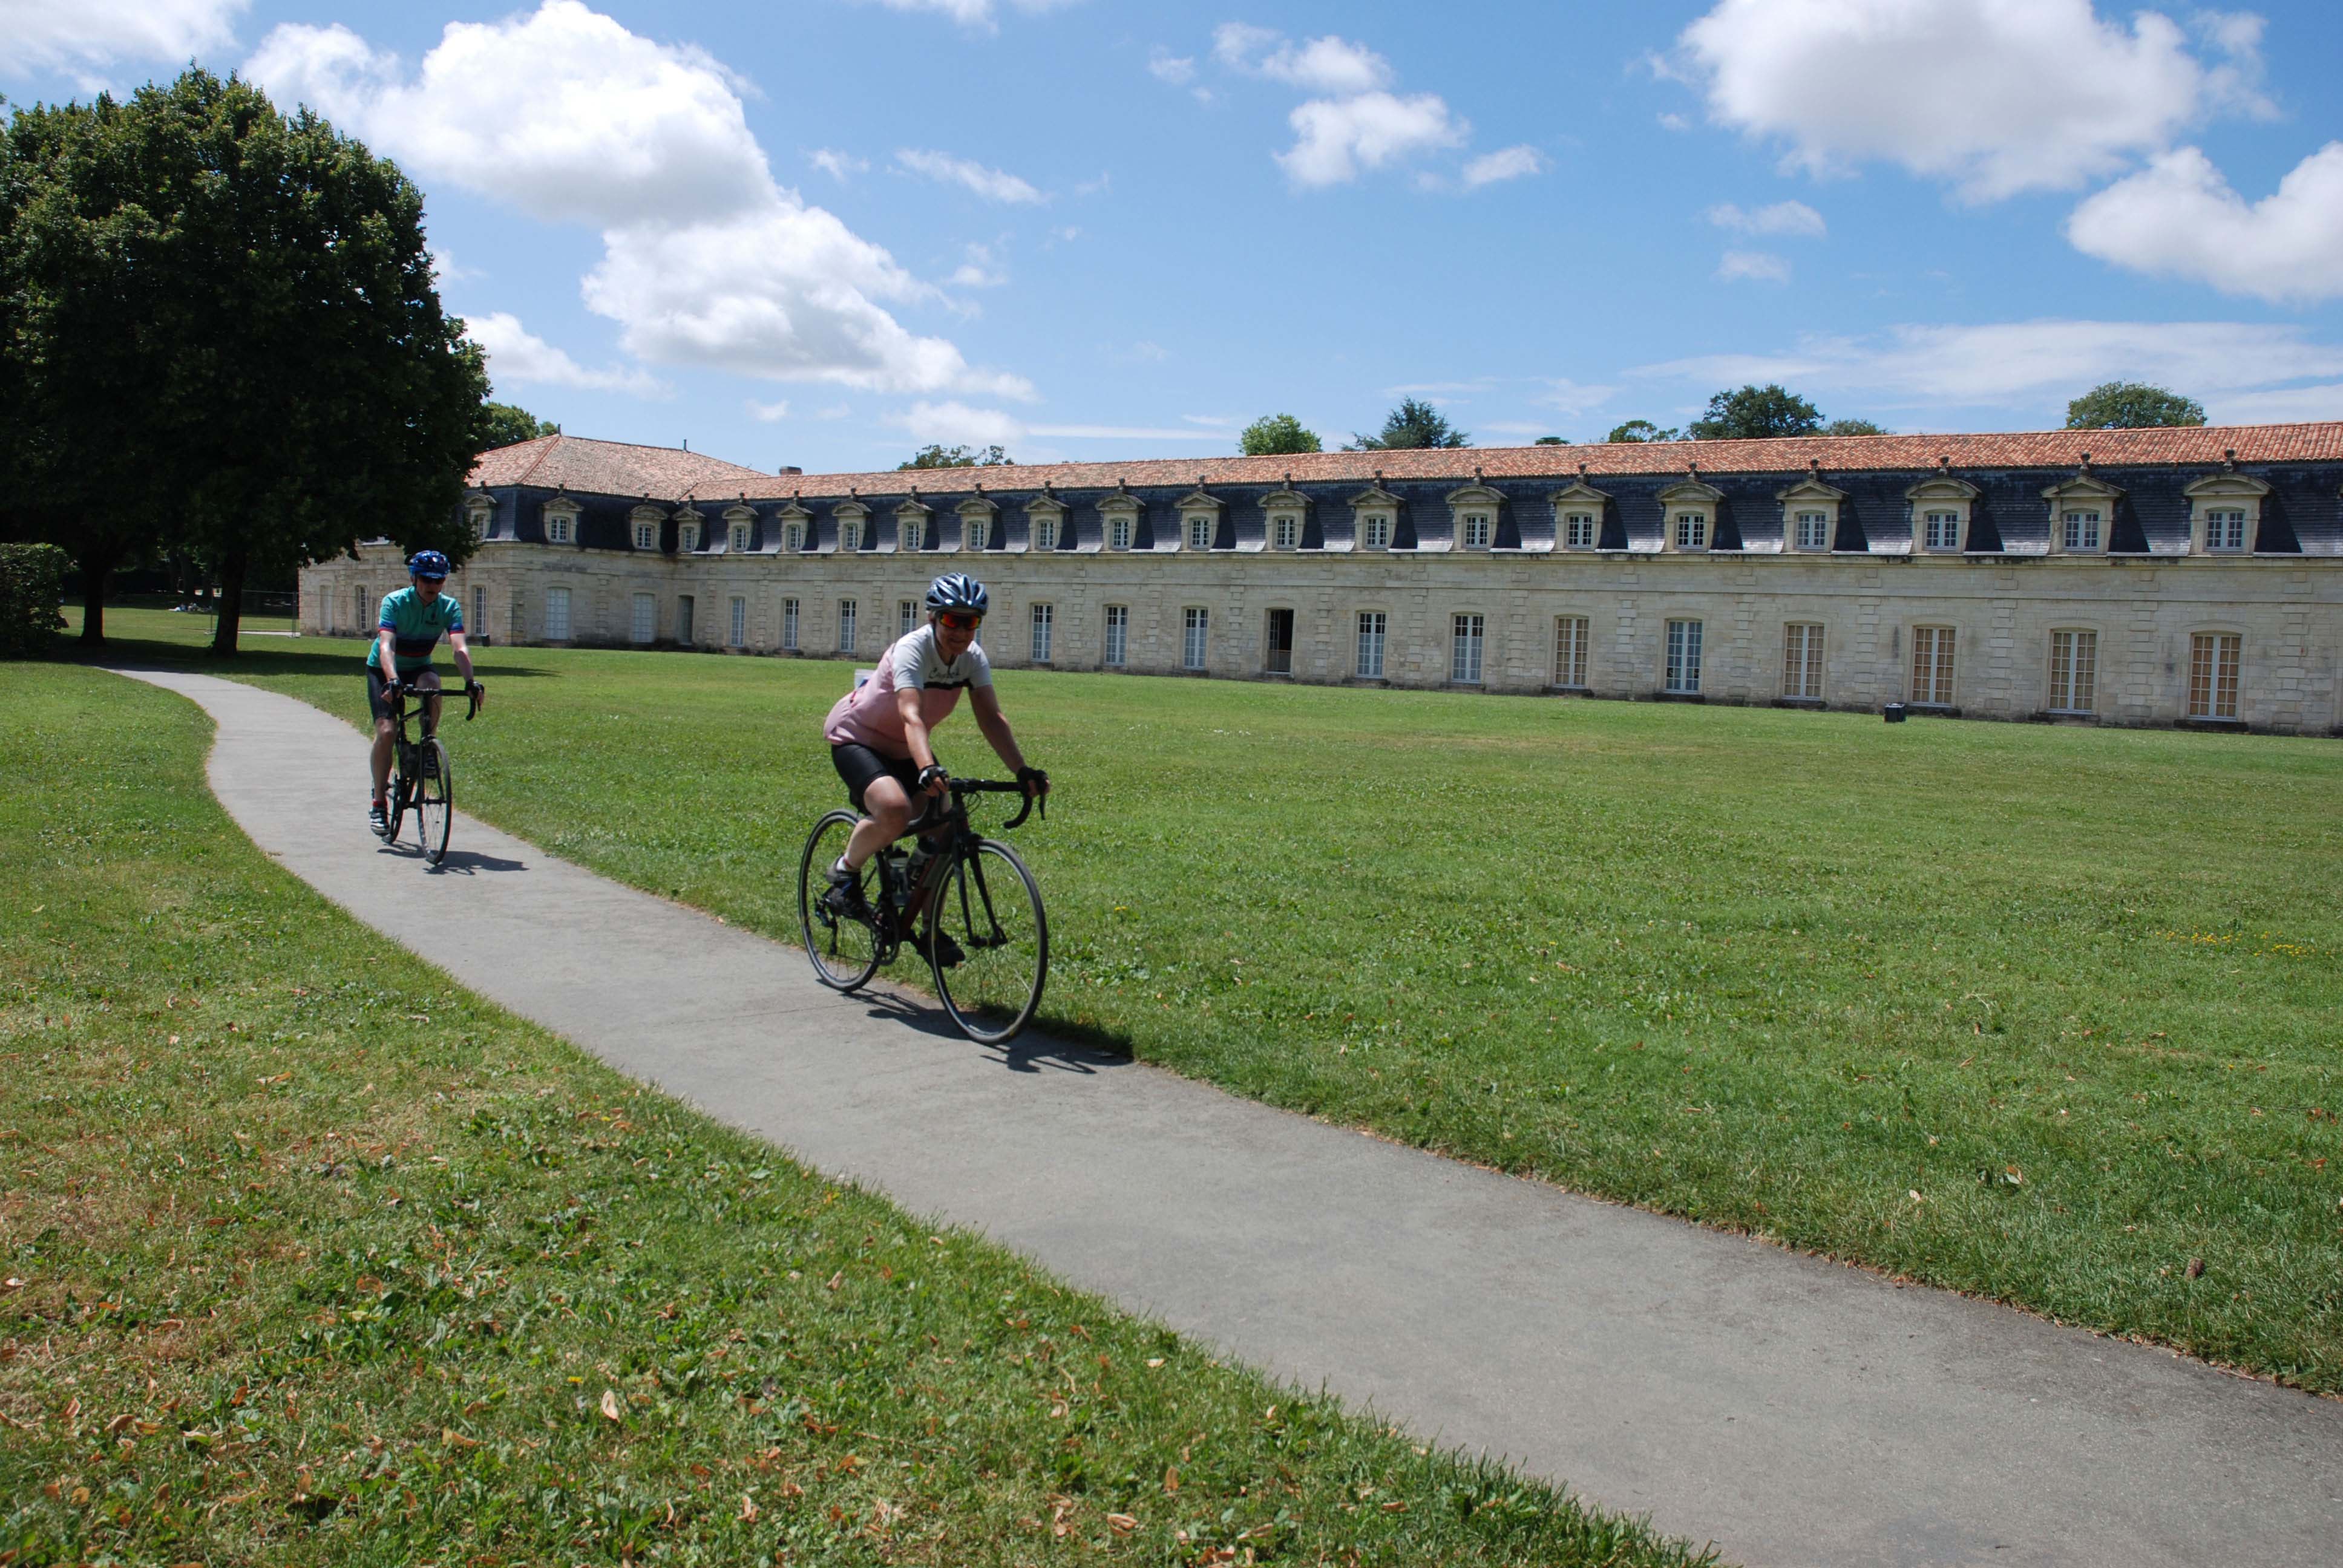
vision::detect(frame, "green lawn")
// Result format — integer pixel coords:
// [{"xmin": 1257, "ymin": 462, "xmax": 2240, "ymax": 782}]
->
[
  {"xmin": 0, "ymin": 660, "xmax": 1708, "ymax": 1567},
  {"xmin": 57, "ymin": 627, "xmax": 2343, "ymax": 1394}
]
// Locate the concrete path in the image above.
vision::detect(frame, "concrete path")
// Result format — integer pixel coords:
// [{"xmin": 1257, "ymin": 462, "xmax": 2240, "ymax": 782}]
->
[{"xmin": 112, "ymin": 666, "xmax": 2343, "ymax": 1568}]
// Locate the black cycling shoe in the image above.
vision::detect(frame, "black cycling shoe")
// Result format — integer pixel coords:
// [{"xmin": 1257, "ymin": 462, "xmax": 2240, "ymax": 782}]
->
[
  {"xmin": 908, "ymin": 927, "xmax": 966, "ymax": 968},
  {"xmin": 822, "ymin": 863, "xmax": 873, "ymax": 922},
  {"xmin": 368, "ymin": 799, "xmax": 389, "ymax": 837}
]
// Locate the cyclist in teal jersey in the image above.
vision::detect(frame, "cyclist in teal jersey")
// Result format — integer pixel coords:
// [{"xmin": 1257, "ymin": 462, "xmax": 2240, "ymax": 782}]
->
[{"xmin": 367, "ymin": 550, "xmax": 483, "ymax": 835}]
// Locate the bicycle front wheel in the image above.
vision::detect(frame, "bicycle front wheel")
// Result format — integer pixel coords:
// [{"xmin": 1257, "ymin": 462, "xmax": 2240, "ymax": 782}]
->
[
  {"xmin": 928, "ymin": 838, "xmax": 1047, "ymax": 1044},
  {"xmin": 798, "ymin": 810, "xmax": 882, "ymax": 991},
  {"xmin": 414, "ymin": 739, "xmax": 454, "ymax": 866},
  {"xmin": 384, "ymin": 764, "xmax": 411, "ymax": 844}
]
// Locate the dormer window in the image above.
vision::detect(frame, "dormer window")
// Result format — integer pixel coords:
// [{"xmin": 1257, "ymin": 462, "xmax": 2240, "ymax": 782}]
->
[
  {"xmin": 1183, "ymin": 514, "xmax": 1208, "ymax": 549},
  {"xmin": 1362, "ymin": 514, "xmax": 1392, "ymax": 549},
  {"xmin": 1110, "ymin": 514, "xmax": 1132, "ymax": 550},
  {"xmin": 967, "ymin": 514, "xmax": 989, "ymax": 550},
  {"xmin": 1657, "ymin": 480, "xmax": 1723, "ymax": 554},
  {"xmin": 1443, "ymin": 483, "xmax": 1505, "ymax": 551},
  {"xmin": 902, "ymin": 512, "xmax": 925, "ymax": 550},
  {"xmin": 2182, "ymin": 469, "xmax": 2269, "ymax": 555},
  {"xmin": 840, "ymin": 516, "xmax": 863, "ymax": 550},
  {"xmin": 1905, "ymin": 474, "xmax": 1978, "ymax": 555},
  {"xmin": 1565, "ymin": 512, "xmax": 1596, "ymax": 548},
  {"xmin": 677, "ymin": 518, "xmax": 701, "ymax": 552},
  {"xmin": 1774, "ymin": 473, "xmax": 1844, "ymax": 553},
  {"xmin": 1259, "ymin": 488, "xmax": 1309, "ymax": 552},
  {"xmin": 1272, "ymin": 513, "xmax": 1299, "ymax": 549},
  {"xmin": 1100, "ymin": 494, "xmax": 1141, "ymax": 552},
  {"xmin": 1463, "ymin": 514, "xmax": 1492, "ymax": 549},
  {"xmin": 955, "ymin": 497, "xmax": 997, "ymax": 554},
  {"xmin": 2041, "ymin": 472, "xmax": 2122, "ymax": 555},
  {"xmin": 634, "ymin": 520, "xmax": 658, "ymax": 550},
  {"xmin": 1796, "ymin": 511, "xmax": 1830, "ymax": 550},
  {"xmin": 1549, "ymin": 480, "xmax": 1609, "ymax": 551},
  {"xmin": 545, "ymin": 508, "xmax": 575, "ymax": 545},
  {"xmin": 1028, "ymin": 502, "xmax": 1063, "ymax": 550},
  {"xmin": 784, "ymin": 520, "xmax": 804, "ymax": 551},
  {"xmin": 1174, "ymin": 488, "xmax": 1224, "ymax": 552},
  {"xmin": 730, "ymin": 520, "xmax": 752, "ymax": 550},
  {"xmin": 467, "ymin": 501, "xmax": 492, "ymax": 540},
  {"xmin": 1349, "ymin": 483, "xmax": 1402, "ymax": 551}
]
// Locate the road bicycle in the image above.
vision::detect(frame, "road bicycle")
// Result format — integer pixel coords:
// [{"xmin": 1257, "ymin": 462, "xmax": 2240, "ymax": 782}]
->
[
  {"xmin": 796, "ymin": 778, "xmax": 1049, "ymax": 1044},
  {"xmin": 378, "ymin": 675, "xmax": 482, "ymax": 867}
]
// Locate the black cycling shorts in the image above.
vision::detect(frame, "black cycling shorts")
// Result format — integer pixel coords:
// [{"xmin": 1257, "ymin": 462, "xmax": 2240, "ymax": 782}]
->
[
  {"xmin": 366, "ymin": 664, "xmax": 437, "ymax": 723},
  {"xmin": 830, "ymin": 742, "xmax": 924, "ymax": 812}
]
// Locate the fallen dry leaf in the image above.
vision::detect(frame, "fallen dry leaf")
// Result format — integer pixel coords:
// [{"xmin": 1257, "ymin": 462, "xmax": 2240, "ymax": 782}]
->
[
  {"xmin": 739, "ymin": 1494, "xmax": 759, "ymax": 1523},
  {"xmin": 1107, "ymin": 1512, "xmax": 1138, "ymax": 1534},
  {"xmin": 600, "ymin": 1389, "xmax": 622, "ymax": 1422}
]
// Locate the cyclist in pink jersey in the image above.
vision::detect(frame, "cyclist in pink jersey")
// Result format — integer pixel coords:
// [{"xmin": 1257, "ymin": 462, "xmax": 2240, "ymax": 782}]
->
[{"xmin": 820, "ymin": 573, "xmax": 1047, "ymax": 931}]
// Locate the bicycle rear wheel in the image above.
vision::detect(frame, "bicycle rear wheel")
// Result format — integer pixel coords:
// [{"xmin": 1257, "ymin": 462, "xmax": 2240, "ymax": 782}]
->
[
  {"xmin": 798, "ymin": 810, "xmax": 882, "ymax": 991},
  {"xmin": 928, "ymin": 838, "xmax": 1047, "ymax": 1044},
  {"xmin": 413, "ymin": 738, "xmax": 454, "ymax": 866}
]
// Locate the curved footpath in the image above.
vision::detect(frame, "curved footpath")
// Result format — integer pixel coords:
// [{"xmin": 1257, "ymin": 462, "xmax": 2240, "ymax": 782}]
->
[{"xmin": 111, "ymin": 666, "xmax": 2343, "ymax": 1568}]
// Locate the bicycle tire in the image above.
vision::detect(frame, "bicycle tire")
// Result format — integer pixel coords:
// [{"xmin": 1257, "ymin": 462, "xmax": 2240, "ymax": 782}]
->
[
  {"xmin": 798, "ymin": 810, "xmax": 882, "ymax": 991},
  {"xmin": 415, "ymin": 738, "xmax": 454, "ymax": 866},
  {"xmin": 927, "ymin": 838, "xmax": 1047, "ymax": 1044},
  {"xmin": 384, "ymin": 759, "xmax": 410, "ymax": 844}
]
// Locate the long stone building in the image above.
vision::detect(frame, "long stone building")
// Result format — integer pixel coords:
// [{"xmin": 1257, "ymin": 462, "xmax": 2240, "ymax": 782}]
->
[{"xmin": 298, "ymin": 423, "xmax": 2343, "ymax": 733}]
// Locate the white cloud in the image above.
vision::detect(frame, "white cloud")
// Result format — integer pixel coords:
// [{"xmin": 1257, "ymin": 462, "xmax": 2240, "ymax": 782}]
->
[
  {"xmin": 468, "ymin": 311, "xmax": 667, "ymax": 396},
  {"xmin": 748, "ymin": 398, "xmax": 791, "ymax": 422},
  {"xmin": 1461, "ymin": 145, "xmax": 1545, "ymax": 188},
  {"xmin": 816, "ymin": 403, "xmax": 853, "ymax": 420},
  {"xmin": 1635, "ymin": 319, "xmax": 2343, "ymax": 416},
  {"xmin": 2, "ymin": 0, "xmax": 247, "ymax": 82},
  {"xmin": 1706, "ymin": 200, "xmax": 1825, "ymax": 237},
  {"xmin": 2066, "ymin": 143, "xmax": 2343, "ymax": 305},
  {"xmin": 2206, "ymin": 382, "xmax": 2343, "ymax": 423},
  {"xmin": 1214, "ymin": 25, "xmax": 1392, "ymax": 94},
  {"xmin": 949, "ymin": 243, "xmax": 1009, "ymax": 289},
  {"xmin": 859, "ymin": 0, "xmax": 1084, "ymax": 28},
  {"xmin": 894, "ymin": 148, "xmax": 1046, "ymax": 204},
  {"xmin": 1537, "ymin": 378, "xmax": 1621, "ymax": 417},
  {"xmin": 1657, "ymin": 112, "xmax": 1692, "ymax": 132},
  {"xmin": 1148, "ymin": 46, "xmax": 1195, "ymax": 86},
  {"xmin": 1182, "ymin": 414, "xmax": 1236, "ymax": 428},
  {"xmin": 809, "ymin": 148, "xmax": 869, "ymax": 181},
  {"xmin": 1717, "ymin": 250, "xmax": 1792, "ymax": 284},
  {"xmin": 428, "ymin": 246, "xmax": 480, "ymax": 283},
  {"xmin": 1677, "ymin": 0, "xmax": 2273, "ymax": 200},
  {"xmin": 891, "ymin": 400, "xmax": 1027, "ymax": 449},
  {"xmin": 1116, "ymin": 341, "xmax": 1168, "ymax": 363},
  {"xmin": 249, "ymin": 3, "xmax": 1027, "ymax": 400},
  {"xmin": 1280, "ymin": 91, "xmax": 1466, "ymax": 188}
]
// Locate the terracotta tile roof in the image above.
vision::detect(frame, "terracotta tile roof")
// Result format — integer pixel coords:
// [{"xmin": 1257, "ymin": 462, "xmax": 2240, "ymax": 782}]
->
[
  {"xmin": 732, "ymin": 422, "xmax": 2343, "ymax": 502},
  {"xmin": 473, "ymin": 423, "xmax": 2343, "ymax": 506},
  {"xmin": 468, "ymin": 434, "xmax": 772, "ymax": 501}
]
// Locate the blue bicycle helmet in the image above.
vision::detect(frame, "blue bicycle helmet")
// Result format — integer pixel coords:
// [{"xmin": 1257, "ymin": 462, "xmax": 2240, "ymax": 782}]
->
[
  {"xmin": 407, "ymin": 549, "xmax": 452, "ymax": 580},
  {"xmin": 925, "ymin": 572, "xmax": 989, "ymax": 615}
]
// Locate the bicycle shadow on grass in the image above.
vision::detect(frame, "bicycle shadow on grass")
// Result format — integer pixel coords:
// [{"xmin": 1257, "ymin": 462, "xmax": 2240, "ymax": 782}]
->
[{"xmin": 852, "ymin": 991, "xmax": 1135, "ymax": 1077}]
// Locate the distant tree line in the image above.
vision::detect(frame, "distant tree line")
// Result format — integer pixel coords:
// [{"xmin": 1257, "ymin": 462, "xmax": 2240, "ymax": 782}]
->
[{"xmin": 0, "ymin": 70, "xmax": 497, "ymax": 652}]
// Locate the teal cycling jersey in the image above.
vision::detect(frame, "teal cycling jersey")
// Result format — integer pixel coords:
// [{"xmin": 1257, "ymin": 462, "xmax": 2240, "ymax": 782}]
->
[{"xmin": 367, "ymin": 586, "xmax": 464, "ymax": 675}]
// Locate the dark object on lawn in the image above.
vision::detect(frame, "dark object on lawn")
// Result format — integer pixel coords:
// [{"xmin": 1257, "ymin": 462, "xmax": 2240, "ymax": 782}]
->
[
  {"xmin": 2186, "ymin": 1257, "xmax": 2206, "ymax": 1279},
  {"xmin": 1883, "ymin": 702, "xmax": 1908, "ymax": 723}
]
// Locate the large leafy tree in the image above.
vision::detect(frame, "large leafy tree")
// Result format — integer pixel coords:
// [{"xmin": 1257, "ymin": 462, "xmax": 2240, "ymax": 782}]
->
[
  {"xmin": 900, "ymin": 443, "xmax": 1014, "ymax": 469},
  {"xmin": 2066, "ymin": 381, "xmax": 2206, "ymax": 430},
  {"xmin": 1688, "ymin": 384, "xmax": 1824, "ymax": 441},
  {"xmin": 1348, "ymin": 397, "xmax": 1468, "ymax": 451},
  {"xmin": 1, "ymin": 71, "xmax": 490, "ymax": 654},
  {"xmin": 1605, "ymin": 419, "xmax": 1683, "ymax": 443},
  {"xmin": 1822, "ymin": 417, "xmax": 1889, "ymax": 437},
  {"xmin": 1239, "ymin": 413, "xmax": 1321, "ymax": 456},
  {"xmin": 482, "ymin": 400, "xmax": 560, "ymax": 449}
]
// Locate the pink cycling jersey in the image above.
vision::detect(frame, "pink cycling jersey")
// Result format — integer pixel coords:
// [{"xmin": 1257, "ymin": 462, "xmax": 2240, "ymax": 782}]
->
[{"xmin": 823, "ymin": 624, "xmax": 994, "ymax": 756}]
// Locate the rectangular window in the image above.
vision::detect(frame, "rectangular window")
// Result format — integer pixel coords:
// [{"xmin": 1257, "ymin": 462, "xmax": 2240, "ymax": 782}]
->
[
  {"xmin": 1553, "ymin": 615, "xmax": 1589, "ymax": 687},
  {"xmin": 1273, "ymin": 514, "xmax": 1298, "ymax": 550},
  {"xmin": 1924, "ymin": 511, "xmax": 1961, "ymax": 550},
  {"xmin": 676, "ymin": 595, "xmax": 694, "ymax": 646},
  {"xmin": 631, "ymin": 592, "xmax": 656, "ymax": 644},
  {"xmin": 678, "ymin": 523, "xmax": 700, "ymax": 552},
  {"xmin": 545, "ymin": 586, "xmax": 571, "ymax": 642},
  {"xmin": 1451, "ymin": 613, "xmax": 1485, "ymax": 684},
  {"xmin": 1187, "ymin": 514, "xmax": 1213, "ymax": 550},
  {"xmin": 1910, "ymin": 626, "xmax": 1956, "ymax": 706},
  {"xmin": 546, "ymin": 513, "xmax": 571, "ymax": 544},
  {"xmin": 837, "ymin": 599, "xmax": 857, "ymax": 655},
  {"xmin": 784, "ymin": 522, "xmax": 803, "ymax": 552},
  {"xmin": 1103, "ymin": 604, "xmax": 1128, "ymax": 667},
  {"xmin": 1356, "ymin": 611, "xmax": 1387, "ymax": 679},
  {"xmin": 2206, "ymin": 509, "xmax": 2247, "ymax": 552},
  {"xmin": 1182, "ymin": 606, "xmax": 1208, "ymax": 671},
  {"xmin": 2188, "ymin": 632, "xmax": 2241, "ymax": 719},
  {"xmin": 903, "ymin": 515, "xmax": 924, "ymax": 551},
  {"xmin": 1264, "ymin": 608, "xmax": 1294, "ymax": 675},
  {"xmin": 1109, "ymin": 514, "xmax": 1132, "ymax": 551},
  {"xmin": 841, "ymin": 520, "xmax": 862, "ymax": 550},
  {"xmin": 1462, "ymin": 514, "xmax": 1492, "ymax": 549},
  {"xmin": 1796, "ymin": 511, "xmax": 1829, "ymax": 550},
  {"xmin": 1665, "ymin": 618, "xmax": 1704, "ymax": 694},
  {"xmin": 965, "ymin": 515, "xmax": 987, "ymax": 550},
  {"xmin": 2062, "ymin": 509, "xmax": 2102, "ymax": 551},
  {"xmin": 1036, "ymin": 513, "xmax": 1059, "ymax": 550},
  {"xmin": 782, "ymin": 596, "xmax": 800, "ymax": 652},
  {"xmin": 1362, "ymin": 514, "xmax": 1391, "ymax": 550},
  {"xmin": 1564, "ymin": 512, "xmax": 1596, "ymax": 549},
  {"xmin": 508, "ymin": 591, "xmax": 525, "ymax": 644},
  {"xmin": 356, "ymin": 586, "xmax": 370, "ymax": 632},
  {"xmin": 471, "ymin": 585, "xmax": 487, "ymax": 641},
  {"xmin": 1674, "ymin": 513, "xmax": 1708, "ymax": 550},
  {"xmin": 900, "ymin": 599, "xmax": 917, "ymax": 638},
  {"xmin": 1031, "ymin": 602, "xmax": 1054, "ymax": 663},
  {"xmin": 1783, "ymin": 622, "xmax": 1824, "ymax": 700},
  {"xmin": 634, "ymin": 521, "xmax": 657, "ymax": 550},
  {"xmin": 729, "ymin": 595, "xmax": 747, "ymax": 647},
  {"xmin": 732, "ymin": 521, "xmax": 752, "ymax": 551},
  {"xmin": 2048, "ymin": 629, "xmax": 2097, "ymax": 712}
]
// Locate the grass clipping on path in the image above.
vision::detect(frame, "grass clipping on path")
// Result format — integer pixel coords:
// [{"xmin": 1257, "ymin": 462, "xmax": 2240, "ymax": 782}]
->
[
  {"xmin": 186, "ymin": 638, "xmax": 2343, "ymax": 1395},
  {"xmin": 0, "ymin": 662, "xmax": 1711, "ymax": 1566}
]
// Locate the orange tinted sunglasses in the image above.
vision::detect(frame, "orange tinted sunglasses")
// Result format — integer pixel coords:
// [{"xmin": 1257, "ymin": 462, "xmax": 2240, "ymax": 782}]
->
[{"xmin": 937, "ymin": 611, "xmax": 983, "ymax": 631}]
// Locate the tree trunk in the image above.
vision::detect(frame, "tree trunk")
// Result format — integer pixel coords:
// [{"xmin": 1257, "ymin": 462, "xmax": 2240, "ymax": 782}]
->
[
  {"xmin": 76, "ymin": 546, "xmax": 119, "ymax": 645},
  {"xmin": 209, "ymin": 546, "xmax": 247, "ymax": 658}
]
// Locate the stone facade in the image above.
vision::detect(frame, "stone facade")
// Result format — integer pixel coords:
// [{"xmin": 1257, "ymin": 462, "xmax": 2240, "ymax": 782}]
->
[{"xmin": 298, "ymin": 426, "xmax": 2343, "ymax": 734}]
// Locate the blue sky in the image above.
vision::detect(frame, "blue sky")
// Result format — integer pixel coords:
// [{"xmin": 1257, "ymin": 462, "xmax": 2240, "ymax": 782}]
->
[{"xmin": 8, "ymin": 0, "xmax": 2343, "ymax": 472}]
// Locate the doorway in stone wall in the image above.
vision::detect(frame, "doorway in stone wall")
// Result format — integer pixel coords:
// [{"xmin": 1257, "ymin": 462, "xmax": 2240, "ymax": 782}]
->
[{"xmin": 1265, "ymin": 607, "xmax": 1295, "ymax": 675}]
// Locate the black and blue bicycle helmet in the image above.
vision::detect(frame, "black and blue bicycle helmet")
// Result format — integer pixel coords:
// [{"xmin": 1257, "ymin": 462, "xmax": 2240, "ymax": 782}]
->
[
  {"xmin": 407, "ymin": 549, "xmax": 452, "ymax": 580},
  {"xmin": 925, "ymin": 572, "xmax": 989, "ymax": 615}
]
